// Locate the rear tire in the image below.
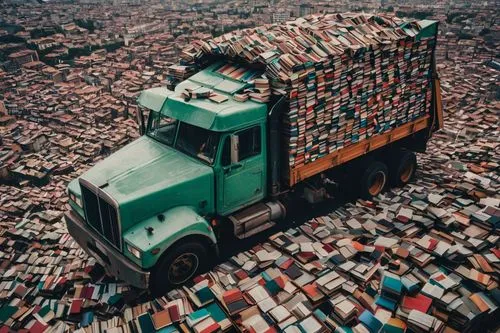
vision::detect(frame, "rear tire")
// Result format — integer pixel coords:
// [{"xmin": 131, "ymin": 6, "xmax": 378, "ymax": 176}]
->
[
  {"xmin": 149, "ymin": 241, "xmax": 207, "ymax": 296},
  {"xmin": 389, "ymin": 150, "xmax": 417, "ymax": 187},
  {"xmin": 359, "ymin": 161, "xmax": 388, "ymax": 199}
]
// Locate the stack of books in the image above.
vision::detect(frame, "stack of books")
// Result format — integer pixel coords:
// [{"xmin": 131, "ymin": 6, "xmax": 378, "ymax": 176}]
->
[
  {"xmin": 379, "ymin": 271, "xmax": 403, "ymax": 307},
  {"xmin": 177, "ymin": 13, "xmax": 437, "ymax": 169},
  {"xmin": 167, "ymin": 64, "xmax": 196, "ymax": 83},
  {"xmin": 221, "ymin": 288, "xmax": 251, "ymax": 316}
]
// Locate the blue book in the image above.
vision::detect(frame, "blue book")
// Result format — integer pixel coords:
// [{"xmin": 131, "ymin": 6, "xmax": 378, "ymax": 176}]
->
[
  {"xmin": 157, "ymin": 326, "xmax": 179, "ymax": 333},
  {"xmin": 383, "ymin": 275, "xmax": 402, "ymax": 294},
  {"xmin": 374, "ymin": 295, "xmax": 397, "ymax": 311},
  {"xmin": 80, "ymin": 311, "xmax": 94, "ymax": 328},
  {"xmin": 358, "ymin": 310, "xmax": 383, "ymax": 333},
  {"xmin": 137, "ymin": 312, "xmax": 155, "ymax": 333},
  {"xmin": 187, "ymin": 308, "xmax": 210, "ymax": 326},
  {"xmin": 205, "ymin": 302, "xmax": 227, "ymax": 323}
]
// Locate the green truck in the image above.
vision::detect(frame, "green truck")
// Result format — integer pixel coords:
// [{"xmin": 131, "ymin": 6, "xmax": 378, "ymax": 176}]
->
[{"xmin": 65, "ymin": 18, "xmax": 443, "ymax": 295}]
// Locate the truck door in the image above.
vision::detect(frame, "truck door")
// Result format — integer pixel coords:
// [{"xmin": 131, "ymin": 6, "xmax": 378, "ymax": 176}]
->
[{"xmin": 218, "ymin": 125, "xmax": 265, "ymax": 214}]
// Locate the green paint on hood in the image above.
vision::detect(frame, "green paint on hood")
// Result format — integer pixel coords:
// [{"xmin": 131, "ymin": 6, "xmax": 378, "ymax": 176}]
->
[{"xmin": 79, "ymin": 136, "xmax": 214, "ymax": 231}]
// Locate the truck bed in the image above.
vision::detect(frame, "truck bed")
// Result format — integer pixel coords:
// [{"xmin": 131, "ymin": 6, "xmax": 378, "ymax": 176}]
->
[{"xmin": 288, "ymin": 114, "xmax": 431, "ymax": 186}]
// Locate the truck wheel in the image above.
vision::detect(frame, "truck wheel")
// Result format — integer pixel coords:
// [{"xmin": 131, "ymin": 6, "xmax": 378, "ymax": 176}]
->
[
  {"xmin": 389, "ymin": 151, "xmax": 417, "ymax": 187},
  {"xmin": 360, "ymin": 161, "xmax": 388, "ymax": 199},
  {"xmin": 150, "ymin": 241, "xmax": 207, "ymax": 296}
]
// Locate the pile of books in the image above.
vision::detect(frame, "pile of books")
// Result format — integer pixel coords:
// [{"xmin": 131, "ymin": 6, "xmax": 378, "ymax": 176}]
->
[
  {"xmin": 179, "ymin": 13, "xmax": 437, "ymax": 168},
  {"xmin": 0, "ymin": 139, "xmax": 499, "ymax": 332},
  {"xmin": 167, "ymin": 64, "xmax": 197, "ymax": 83}
]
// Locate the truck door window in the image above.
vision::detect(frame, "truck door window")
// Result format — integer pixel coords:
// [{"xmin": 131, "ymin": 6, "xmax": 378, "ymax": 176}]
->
[
  {"xmin": 221, "ymin": 126, "xmax": 260, "ymax": 166},
  {"xmin": 238, "ymin": 126, "xmax": 261, "ymax": 160},
  {"xmin": 175, "ymin": 122, "xmax": 220, "ymax": 165}
]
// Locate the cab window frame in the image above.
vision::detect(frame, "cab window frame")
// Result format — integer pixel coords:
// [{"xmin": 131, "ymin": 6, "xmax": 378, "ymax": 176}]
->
[{"xmin": 220, "ymin": 125, "xmax": 261, "ymax": 167}]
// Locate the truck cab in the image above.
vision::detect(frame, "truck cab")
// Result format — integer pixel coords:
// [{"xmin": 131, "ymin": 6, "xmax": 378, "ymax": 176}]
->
[{"xmin": 65, "ymin": 63, "xmax": 282, "ymax": 295}]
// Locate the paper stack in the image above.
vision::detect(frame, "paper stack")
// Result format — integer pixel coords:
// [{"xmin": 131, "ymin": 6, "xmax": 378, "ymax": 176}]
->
[{"xmin": 179, "ymin": 13, "xmax": 437, "ymax": 169}]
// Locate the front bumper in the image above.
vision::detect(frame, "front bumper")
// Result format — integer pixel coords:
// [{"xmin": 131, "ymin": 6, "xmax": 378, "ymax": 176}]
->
[{"xmin": 65, "ymin": 209, "xmax": 150, "ymax": 289}]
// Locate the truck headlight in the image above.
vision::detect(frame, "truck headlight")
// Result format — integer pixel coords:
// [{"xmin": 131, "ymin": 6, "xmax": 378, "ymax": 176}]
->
[
  {"xmin": 126, "ymin": 243, "xmax": 142, "ymax": 259},
  {"xmin": 69, "ymin": 192, "xmax": 82, "ymax": 208}
]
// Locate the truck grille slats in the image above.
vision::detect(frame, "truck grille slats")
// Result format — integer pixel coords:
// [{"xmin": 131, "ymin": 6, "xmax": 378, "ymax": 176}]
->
[{"xmin": 80, "ymin": 182, "xmax": 121, "ymax": 250}]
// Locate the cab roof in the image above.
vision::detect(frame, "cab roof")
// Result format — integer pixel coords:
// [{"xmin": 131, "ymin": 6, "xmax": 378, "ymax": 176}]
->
[{"xmin": 137, "ymin": 63, "xmax": 268, "ymax": 132}]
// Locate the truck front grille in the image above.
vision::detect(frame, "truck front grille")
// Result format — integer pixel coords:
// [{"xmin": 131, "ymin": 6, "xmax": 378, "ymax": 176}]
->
[{"xmin": 80, "ymin": 181, "xmax": 122, "ymax": 250}]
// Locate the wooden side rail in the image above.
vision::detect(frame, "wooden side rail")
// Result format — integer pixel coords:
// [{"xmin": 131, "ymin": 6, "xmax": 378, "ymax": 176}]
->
[{"xmin": 288, "ymin": 115, "xmax": 430, "ymax": 186}]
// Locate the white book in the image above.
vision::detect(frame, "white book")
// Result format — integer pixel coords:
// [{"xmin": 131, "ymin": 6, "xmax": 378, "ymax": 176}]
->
[
  {"xmin": 408, "ymin": 310, "xmax": 437, "ymax": 330},
  {"xmin": 300, "ymin": 242, "xmax": 315, "ymax": 253},
  {"xmin": 258, "ymin": 297, "xmax": 277, "ymax": 313},
  {"xmin": 278, "ymin": 316, "xmax": 298, "ymax": 330},
  {"xmin": 284, "ymin": 326, "xmax": 302, "ymax": 333},
  {"xmin": 325, "ymin": 276, "xmax": 346, "ymax": 292},
  {"xmin": 243, "ymin": 314, "xmax": 270, "ymax": 333},
  {"xmin": 194, "ymin": 317, "xmax": 217, "ymax": 333},
  {"xmin": 242, "ymin": 260, "xmax": 257, "ymax": 271},
  {"xmin": 353, "ymin": 323, "xmax": 370, "ymax": 333},
  {"xmin": 300, "ymin": 316, "xmax": 322, "ymax": 333},
  {"xmin": 269, "ymin": 305, "xmax": 291, "ymax": 323},
  {"xmin": 421, "ymin": 282, "xmax": 444, "ymax": 299},
  {"xmin": 374, "ymin": 236, "xmax": 399, "ymax": 248},
  {"xmin": 338, "ymin": 261, "xmax": 356, "ymax": 272},
  {"xmin": 248, "ymin": 286, "xmax": 269, "ymax": 303},
  {"xmin": 316, "ymin": 270, "xmax": 339, "ymax": 286},
  {"xmin": 336, "ymin": 299, "xmax": 356, "ymax": 316}
]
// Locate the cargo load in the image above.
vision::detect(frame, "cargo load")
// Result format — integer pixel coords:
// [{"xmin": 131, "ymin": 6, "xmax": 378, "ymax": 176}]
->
[{"xmin": 174, "ymin": 13, "xmax": 438, "ymax": 170}]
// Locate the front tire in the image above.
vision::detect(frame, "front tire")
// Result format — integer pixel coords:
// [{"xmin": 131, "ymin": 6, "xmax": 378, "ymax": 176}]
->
[{"xmin": 150, "ymin": 241, "xmax": 207, "ymax": 296}]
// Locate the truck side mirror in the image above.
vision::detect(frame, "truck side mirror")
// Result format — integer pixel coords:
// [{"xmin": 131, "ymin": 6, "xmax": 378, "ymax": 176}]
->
[{"xmin": 230, "ymin": 134, "xmax": 239, "ymax": 164}]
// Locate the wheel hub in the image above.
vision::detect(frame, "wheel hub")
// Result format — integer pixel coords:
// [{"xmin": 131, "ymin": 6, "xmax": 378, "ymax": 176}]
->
[
  {"xmin": 168, "ymin": 252, "xmax": 199, "ymax": 284},
  {"xmin": 400, "ymin": 160, "xmax": 414, "ymax": 183},
  {"xmin": 369, "ymin": 171, "xmax": 386, "ymax": 196}
]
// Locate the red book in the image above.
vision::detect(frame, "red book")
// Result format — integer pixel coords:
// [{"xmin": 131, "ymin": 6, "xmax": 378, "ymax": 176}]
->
[
  {"xmin": 28, "ymin": 321, "xmax": 47, "ymax": 333},
  {"xmin": 279, "ymin": 258, "xmax": 294, "ymax": 270},
  {"xmin": 402, "ymin": 293, "xmax": 432, "ymax": 313},
  {"xmin": 216, "ymin": 64, "xmax": 232, "ymax": 75},
  {"xmin": 193, "ymin": 275, "xmax": 206, "ymax": 284},
  {"xmin": 31, "ymin": 305, "xmax": 41, "ymax": 315},
  {"xmin": 80, "ymin": 286, "xmax": 88, "ymax": 299},
  {"xmin": 168, "ymin": 305, "xmax": 180, "ymax": 322},
  {"xmin": 322, "ymin": 244, "xmax": 335, "ymax": 253},
  {"xmin": 0, "ymin": 327, "xmax": 10, "ymax": 333},
  {"xmin": 199, "ymin": 322, "xmax": 221, "ymax": 333},
  {"xmin": 298, "ymin": 252, "xmax": 316, "ymax": 260},
  {"xmin": 69, "ymin": 299, "xmax": 83, "ymax": 314},
  {"xmin": 223, "ymin": 289, "xmax": 242, "ymax": 304},
  {"xmin": 57, "ymin": 277, "xmax": 67, "ymax": 285},
  {"xmin": 264, "ymin": 327, "xmax": 278, "ymax": 333},
  {"xmin": 275, "ymin": 276, "xmax": 286, "ymax": 289},
  {"xmin": 85, "ymin": 286, "xmax": 95, "ymax": 299},
  {"xmin": 302, "ymin": 284, "xmax": 318, "ymax": 298},
  {"xmin": 428, "ymin": 239, "xmax": 438, "ymax": 251},
  {"xmin": 234, "ymin": 270, "xmax": 248, "ymax": 281}
]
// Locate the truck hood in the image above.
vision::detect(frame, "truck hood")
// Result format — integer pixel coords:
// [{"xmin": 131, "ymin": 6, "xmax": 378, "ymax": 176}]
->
[{"xmin": 79, "ymin": 136, "xmax": 214, "ymax": 231}]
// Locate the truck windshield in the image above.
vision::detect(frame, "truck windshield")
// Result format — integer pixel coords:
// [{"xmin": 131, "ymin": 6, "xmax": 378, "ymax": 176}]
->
[
  {"xmin": 147, "ymin": 110, "xmax": 177, "ymax": 146},
  {"xmin": 146, "ymin": 110, "xmax": 220, "ymax": 165}
]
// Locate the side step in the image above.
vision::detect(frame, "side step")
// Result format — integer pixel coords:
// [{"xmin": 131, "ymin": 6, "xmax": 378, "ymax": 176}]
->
[{"xmin": 229, "ymin": 201, "xmax": 286, "ymax": 239}]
